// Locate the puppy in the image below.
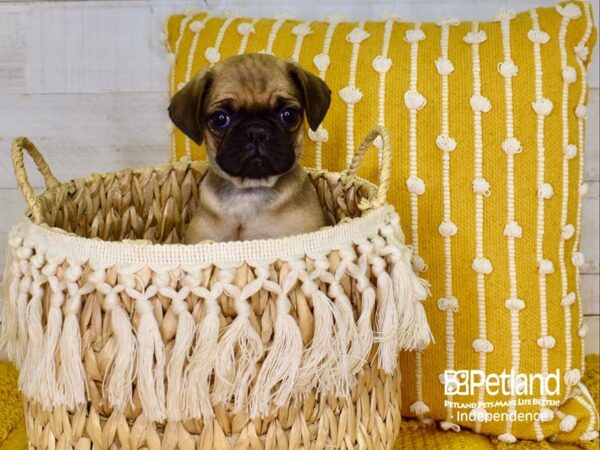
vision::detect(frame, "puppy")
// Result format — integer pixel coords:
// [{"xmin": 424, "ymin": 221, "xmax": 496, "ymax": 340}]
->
[{"xmin": 169, "ymin": 53, "xmax": 331, "ymax": 243}]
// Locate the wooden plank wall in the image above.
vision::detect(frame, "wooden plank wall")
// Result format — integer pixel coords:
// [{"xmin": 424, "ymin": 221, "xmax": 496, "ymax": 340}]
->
[{"xmin": 0, "ymin": 0, "xmax": 598, "ymax": 353}]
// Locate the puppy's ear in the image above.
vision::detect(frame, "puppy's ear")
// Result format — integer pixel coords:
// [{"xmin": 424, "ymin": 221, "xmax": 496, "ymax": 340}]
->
[
  {"xmin": 287, "ymin": 63, "xmax": 331, "ymax": 131},
  {"xmin": 168, "ymin": 69, "xmax": 213, "ymax": 144}
]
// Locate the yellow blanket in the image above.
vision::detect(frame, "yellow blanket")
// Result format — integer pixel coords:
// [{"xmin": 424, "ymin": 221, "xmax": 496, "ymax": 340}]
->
[{"xmin": 1, "ymin": 356, "xmax": 598, "ymax": 449}]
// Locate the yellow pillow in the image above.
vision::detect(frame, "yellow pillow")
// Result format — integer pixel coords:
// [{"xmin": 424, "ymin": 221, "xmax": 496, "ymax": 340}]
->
[{"xmin": 164, "ymin": 2, "xmax": 598, "ymax": 442}]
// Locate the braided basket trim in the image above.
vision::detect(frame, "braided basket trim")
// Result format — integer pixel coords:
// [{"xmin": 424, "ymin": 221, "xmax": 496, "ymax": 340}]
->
[{"xmin": 13, "ymin": 204, "xmax": 395, "ymax": 269}]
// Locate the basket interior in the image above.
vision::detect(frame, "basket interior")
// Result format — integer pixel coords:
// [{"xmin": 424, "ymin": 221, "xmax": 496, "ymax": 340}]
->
[{"xmin": 35, "ymin": 162, "xmax": 377, "ymax": 244}]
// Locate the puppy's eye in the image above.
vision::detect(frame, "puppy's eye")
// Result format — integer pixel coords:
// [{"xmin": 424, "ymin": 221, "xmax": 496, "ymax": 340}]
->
[
  {"xmin": 279, "ymin": 107, "xmax": 299, "ymax": 126},
  {"xmin": 209, "ymin": 111, "xmax": 232, "ymax": 130}
]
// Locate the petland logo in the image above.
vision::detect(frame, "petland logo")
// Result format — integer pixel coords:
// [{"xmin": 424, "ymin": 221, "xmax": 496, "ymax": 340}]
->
[{"xmin": 444, "ymin": 370, "xmax": 561, "ymax": 397}]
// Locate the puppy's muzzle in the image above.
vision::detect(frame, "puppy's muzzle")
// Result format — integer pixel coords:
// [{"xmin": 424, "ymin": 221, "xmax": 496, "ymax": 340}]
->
[
  {"xmin": 245, "ymin": 124, "xmax": 270, "ymax": 155},
  {"xmin": 216, "ymin": 120, "xmax": 296, "ymax": 180}
]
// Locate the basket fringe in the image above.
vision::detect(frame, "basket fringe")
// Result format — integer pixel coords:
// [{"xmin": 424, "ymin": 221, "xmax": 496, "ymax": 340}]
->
[
  {"xmin": 333, "ymin": 251, "xmax": 370, "ymax": 376},
  {"xmin": 373, "ymin": 258, "xmax": 399, "ymax": 374},
  {"xmin": 106, "ymin": 302, "xmax": 137, "ymax": 411},
  {"xmin": 313, "ymin": 257, "xmax": 356, "ymax": 396},
  {"xmin": 128, "ymin": 285, "xmax": 166, "ymax": 421},
  {"xmin": 19, "ymin": 261, "xmax": 44, "ymax": 399},
  {"xmin": 356, "ymin": 286, "xmax": 375, "ymax": 359},
  {"xmin": 15, "ymin": 248, "xmax": 33, "ymax": 366},
  {"xmin": 294, "ymin": 284, "xmax": 324, "ymax": 393},
  {"xmin": 296, "ymin": 282, "xmax": 345, "ymax": 396},
  {"xmin": 213, "ymin": 276, "xmax": 264, "ymax": 412},
  {"xmin": 213, "ymin": 315, "xmax": 264, "ymax": 411},
  {"xmin": 59, "ymin": 306, "xmax": 86, "ymax": 407},
  {"xmin": 20, "ymin": 291, "xmax": 43, "ymax": 397},
  {"xmin": 391, "ymin": 254, "xmax": 433, "ymax": 350},
  {"xmin": 329, "ymin": 295, "xmax": 354, "ymax": 396},
  {"xmin": 335, "ymin": 293, "xmax": 362, "ymax": 380},
  {"xmin": 16, "ymin": 279, "xmax": 30, "ymax": 367},
  {"xmin": 380, "ymin": 222, "xmax": 433, "ymax": 351},
  {"xmin": 348, "ymin": 254, "xmax": 376, "ymax": 363},
  {"xmin": 58, "ymin": 274, "xmax": 91, "ymax": 409},
  {"xmin": 250, "ymin": 273, "xmax": 303, "ymax": 418},
  {"xmin": 161, "ymin": 286, "xmax": 195, "ymax": 422},
  {"xmin": 184, "ymin": 287, "xmax": 221, "ymax": 420},
  {"xmin": 3, "ymin": 207, "xmax": 430, "ymax": 420},
  {"xmin": 0, "ymin": 241, "xmax": 21, "ymax": 362},
  {"xmin": 34, "ymin": 275, "xmax": 65, "ymax": 408},
  {"xmin": 93, "ymin": 267, "xmax": 137, "ymax": 412}
]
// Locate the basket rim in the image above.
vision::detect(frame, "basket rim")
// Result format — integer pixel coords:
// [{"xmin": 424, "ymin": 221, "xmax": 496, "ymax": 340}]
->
[
  {"xmin": 13, "ymin": 161, "xmax": 396, "ymax": 267},
  {"xmin": 15, "ymin": 205, "xmax": 394, "ymax": 268}
]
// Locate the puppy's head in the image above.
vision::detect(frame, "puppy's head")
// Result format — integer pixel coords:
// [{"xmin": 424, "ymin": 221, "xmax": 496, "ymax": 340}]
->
[{"xmin": 168, "ymin": 53, "xmax": 331, "ymax": 185}]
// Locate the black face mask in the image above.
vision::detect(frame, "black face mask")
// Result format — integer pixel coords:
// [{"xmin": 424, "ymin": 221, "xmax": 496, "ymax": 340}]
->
[{"xmin": 215, "ymin": 110, "xmax": 298, "ymax": 179}]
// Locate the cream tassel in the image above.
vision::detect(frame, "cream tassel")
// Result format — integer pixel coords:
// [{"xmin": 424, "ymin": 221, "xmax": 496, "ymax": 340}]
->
[
  {"xmin": 17, "ymin": 251, "xmax": 44, "ymax": 397},
  {"xmin": 58, "ymin": 264, "xmax": 92, "ymax": 409},
  {"xmin": 184, "ymin": 285, "xmax": 222, "ymax": 420},
  {"xmin": 372, "ymin": 255, "xmax": 399, "ymax": 374},
  {"xmin": 379, "ymin": 223, "xmax": 433, "ymax": 351},
  {"xmin": 296, "ymin": 279, "xmax": 340, "ymax": 396},
  {"xmin": 389, "ymin": 246, "xmax": 432, "ymax": 351},
  {"xmin": 19, "ymin": 278, "xmax": 44, "ymax": 398},
  {"xmin": 324, "ymin": 293, "xmax": 349, "ymax": 396},
  {"xmin": 34, "ymin": 274, "xmax": 66, "ymax": 408},
  {"xmin": 213, "ymin": 276, "xmax": 264, "ymax": 412},
  {"xmin": 98, "ymin": 281, "xmax": 136, "ymax": 412},
  {"xmin": 351, "ymin": 254, "xmax": 376, "ymax": 360},
  {"xmin": 15, "ymin": 246, "xmax": 33, "ymax": 366},
  {"xmin": 330, "ymin": 283, "xmax": 362, "ymax": 380},
  {"xmin": 161, "ymin": 286, "xmax": 195, "ymax": 422},
  {"xmin": 295, "ymin": 279, "xmax": 326, "ymax": 393},
  {"xmin": 127, "ymin": 285, "xmax": 166, "ymax": 421},
  {"xmin": 312, "ymin": 257, "xmax": 353, "ymax": 396},
  {"xmin": 337, "ymin": 249, "xmax": 372, "ymax": 373},
  {"xmin": 250, "ymin": 273, "xmax": 303, "ymax": 418},
  {"xmin": 0, "ymin": 237, "xmax": 23, "ymax": 361},
  {"xmin": 355, "ymin": 280, "xmax": 375, "ymax": 364}
]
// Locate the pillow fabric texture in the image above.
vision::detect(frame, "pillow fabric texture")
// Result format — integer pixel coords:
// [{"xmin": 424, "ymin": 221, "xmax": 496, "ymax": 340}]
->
[{"xmin": 164, "ymin": 1, "xmax": 598, "ymax": 442}]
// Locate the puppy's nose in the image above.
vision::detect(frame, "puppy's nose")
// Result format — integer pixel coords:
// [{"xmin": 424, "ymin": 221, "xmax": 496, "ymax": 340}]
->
[{"xmin": 245, "ymin": 125, "xmax": 270, "ymax": 144}]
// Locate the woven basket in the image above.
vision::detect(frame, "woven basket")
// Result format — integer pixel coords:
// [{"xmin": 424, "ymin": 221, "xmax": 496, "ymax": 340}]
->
[{"xmin": 1, "ymin": 126, "xmax": 432, "ymax": 450}]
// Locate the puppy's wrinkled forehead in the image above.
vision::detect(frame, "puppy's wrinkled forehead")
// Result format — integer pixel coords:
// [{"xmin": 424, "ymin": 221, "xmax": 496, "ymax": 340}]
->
[{"xmin": 207, "ymin": 54, "xmax": 299, "ymax": 110}]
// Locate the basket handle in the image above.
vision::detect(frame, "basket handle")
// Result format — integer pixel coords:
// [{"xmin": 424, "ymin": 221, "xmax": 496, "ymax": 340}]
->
[
  {"xmin": 345, "ymin": 126, "xmax": 392, "ymax": 208},
  {"xmin": 12, "ymin": 137, "xmax": 60, "ymax": 224}
]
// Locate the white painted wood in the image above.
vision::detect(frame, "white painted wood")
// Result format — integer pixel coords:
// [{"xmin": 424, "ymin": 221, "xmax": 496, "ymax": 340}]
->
[
  {"xmin": 0, "ymin": 0, "xmax": 597, "ymax": 96},
  {"xmin": 582, "ymin": 274, "xmax": 599, "ymax": 315},
  {"xmin": 584, "ymin": 315, "xmax": 600, "ymax": 354},
  {"xmin": 0, "ymin": 190, "xmax": 28, "ymax": 280},
  {"xmin": 0, "ymin": 1, "xmax": 169, "ymax": 94},
  {"xmin": 585, "ymin": 92, "xmax": 599, "ymax": 181},
  {"xmin": 582, "ymin": 184, "xmax": 599, "ymax": 274},
  {"xmin": 0, "ymin": 191, "xmax": 26, "ymax": 235},
  {"xmin": 0, "ymin": 92, "xmax": 169, "ymax": 190}
]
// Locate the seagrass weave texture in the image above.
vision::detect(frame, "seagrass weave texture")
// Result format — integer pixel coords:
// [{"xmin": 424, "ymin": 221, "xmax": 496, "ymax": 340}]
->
[{"xmin": 1, "ymin": 128, "xmax": 432, "ymax": 449}]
